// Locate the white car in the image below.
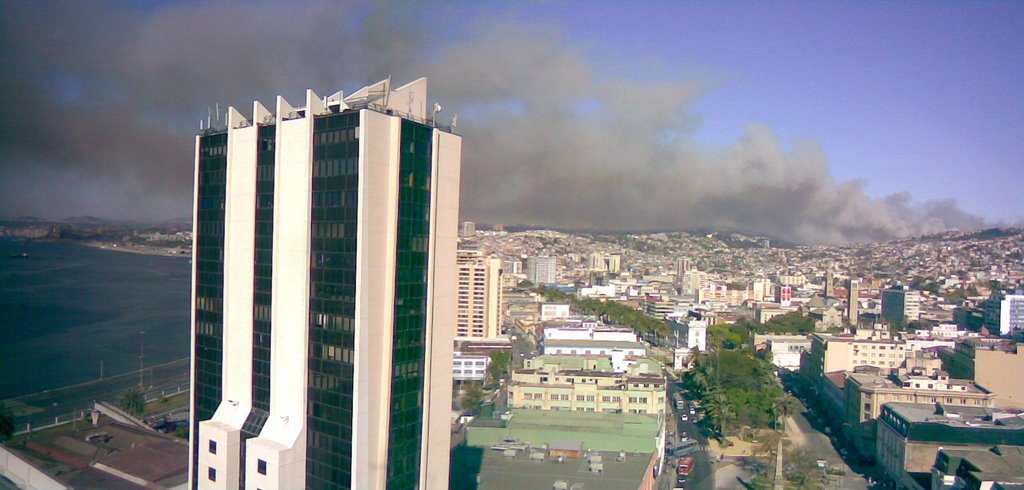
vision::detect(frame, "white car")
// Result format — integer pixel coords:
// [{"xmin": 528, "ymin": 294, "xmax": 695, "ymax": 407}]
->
[{"xmin": 680, "ymin": 414, "xmax": 688, "ymax": 422}]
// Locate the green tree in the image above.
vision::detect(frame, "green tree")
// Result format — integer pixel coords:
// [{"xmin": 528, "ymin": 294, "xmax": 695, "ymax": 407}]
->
[
  {"xmin": 486, "ymin": 350, "xmax": 511, "ymax": 388},
  {"xmin": 119, "ymin": 388, "xmax": 146, "ymax": 417},
  {"xmin": 0, "ymin": 401, "xmax": 15, "ymax": 443},
  {"xmin": 772, "ymin": 394, "xmax": 799, "ymax": 429},
  {"xmin": 460, "ymin": 383, "xmax": 485, "ymax": 414}
]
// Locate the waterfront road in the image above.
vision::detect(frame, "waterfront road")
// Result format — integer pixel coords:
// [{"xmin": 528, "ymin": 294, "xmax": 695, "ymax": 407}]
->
[{"xmin": 4, "ymin": 357, "xmax": 190, "ymax": 433}]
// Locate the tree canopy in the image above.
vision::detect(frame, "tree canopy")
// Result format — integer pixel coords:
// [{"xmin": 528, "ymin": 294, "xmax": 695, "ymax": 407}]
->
[
  {"xmin": 532, "ymin": 286, "xmax": 670, "ymax": 337},
  {"xmin": 682, "ymin": 349, "xmax": 783, "ymax": 435}
]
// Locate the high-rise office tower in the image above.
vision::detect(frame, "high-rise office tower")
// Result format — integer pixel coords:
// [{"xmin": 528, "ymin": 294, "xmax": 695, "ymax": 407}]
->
[
  {"xmin": 525, "ymin": 257, "xmax": 557, "ymax": 285},
  {"xmin": 189, "ymin": 78, "xmax": 460, "ymax": 490},
  {"xmin": 674, "ymin": 258, "xmax": 692, "ymax": 281},
  {"xmin": 848, "ymin": 279, "xmax": 860, "ymax": 326},
  {"xmin": 455, "ymin": 250, "xmax": 503, "ymax": 339},
  {"xmin": 881, "ymin": 287, "xmax": 921, "ymax": 327}
]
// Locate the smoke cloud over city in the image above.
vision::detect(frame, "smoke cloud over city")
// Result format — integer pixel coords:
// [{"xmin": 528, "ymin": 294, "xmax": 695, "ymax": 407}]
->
[{"xmin": 0, "ymin": 1, "xmax": 992, "ymax": 244}]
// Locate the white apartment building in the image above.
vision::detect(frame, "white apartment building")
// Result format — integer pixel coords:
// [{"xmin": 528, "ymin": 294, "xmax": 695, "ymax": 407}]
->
[
  {"xmin": 542, "ymin": 321, "xmax": 637, "ymax": 343},
  {"xmin": 452, "ymin": 352, "xmax": 489, "ymax": 382},
  {"xmin": 1000, "ymin": 293, "xmax": 1024, "ymax": 335},
  {"xmin": 526, "ymin": 256, "xmax": 557, "ymax": 285},
  {"xmin": 540, "ymin": 303, "xmax": 571, "ymax": 322},
  {"xmin": 542, "ymin": 339, "xmax": 647, "ymax": 373},
  {"xmin": 754, "ymin": 334, "xmax": 811, "ymax": 370}
]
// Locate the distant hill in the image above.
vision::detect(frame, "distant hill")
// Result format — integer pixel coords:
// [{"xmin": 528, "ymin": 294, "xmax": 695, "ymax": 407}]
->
[{"xmin": 60, "ymin": 215, "xmax": 119, "ymax": 225}]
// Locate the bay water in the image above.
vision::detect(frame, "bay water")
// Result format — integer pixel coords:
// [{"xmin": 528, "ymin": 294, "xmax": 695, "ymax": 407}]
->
[{"xmin": 0, "ymin": 238, "xmax": 191, "ymax": 399}]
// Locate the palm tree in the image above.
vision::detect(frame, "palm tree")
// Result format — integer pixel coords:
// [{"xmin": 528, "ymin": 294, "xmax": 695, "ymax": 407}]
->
[
  {"xmin": 119, "ymin": 388, "xmax": 146, "ymax": 417},
  {"xmin": 705, "ymin": 391, "xmax": 734, "ymax": 438},
  {"xmin": 772, "ymin": 394, "xmax": 799, "ymax": 430},
  {"xmin": 686, "ymin": 359, "xmax": 714, "ymax": 396},
  {"xmin": 0, "ymin": 401, "xmax": 15, "ymax": 443}
]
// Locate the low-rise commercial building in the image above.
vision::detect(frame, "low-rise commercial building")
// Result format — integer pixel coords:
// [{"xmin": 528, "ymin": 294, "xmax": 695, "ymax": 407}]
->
[
  {"xmin": 453, "ymin": 351, "xmax": 490, "ymax": 383},
  {"xmin": 508, "ymin": 356, "xmax": 665, "ymax": 415},
  {"xmin": 458, "ymin": 409, "xmax": 664, "ymax": 490},
  {"xmin": 754, "ymin": 334, "xmax": 810, "ymax": 370},
  {"xmin": 540, "ymin": 303, "xmax": 571, "ymax": 322},
  {"xmin": 542, "ymin": 339, "xmax": 647, "ymax": 373},
  {"xmin": 845, "ymin": 369, "xmax": 995, "ymax": 460},
  {"xmin": 876, "ymin": 403, "xmax": 1024, "ymax": 489},
  {"xmin": 543, "ymin": 321, "xmax": 636, "ymax": 343},
  {"xmin": 931, "ymin": 445, "xmax": 1024, "ymax": 490}
]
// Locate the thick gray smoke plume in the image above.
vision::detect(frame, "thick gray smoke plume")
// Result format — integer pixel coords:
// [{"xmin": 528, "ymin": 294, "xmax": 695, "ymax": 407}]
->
[{"xmin": 0, "ymin": 1, "xmax": 987, "ymax": 243}]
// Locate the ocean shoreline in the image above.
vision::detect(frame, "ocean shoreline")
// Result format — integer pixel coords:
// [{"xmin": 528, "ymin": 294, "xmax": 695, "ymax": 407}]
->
[{"xmin": 80, "ymin": 240, "xmax": 191, "ymax": 258}]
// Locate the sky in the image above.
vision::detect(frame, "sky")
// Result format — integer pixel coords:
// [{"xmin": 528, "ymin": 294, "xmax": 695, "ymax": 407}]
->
[{"xmin": 1, "ymin": 0, "xmax": 1021, "ymax": 244}]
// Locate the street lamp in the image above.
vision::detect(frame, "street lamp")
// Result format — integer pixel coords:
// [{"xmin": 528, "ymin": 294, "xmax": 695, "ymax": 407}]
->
[{"xmin": 139, "ymin": 330, "xmax": 145, "ymax": 389}]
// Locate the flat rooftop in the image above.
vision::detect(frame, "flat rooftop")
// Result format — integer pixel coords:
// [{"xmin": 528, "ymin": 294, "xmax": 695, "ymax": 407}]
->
[
  {"xmin": 543, "ymin": 339, "xmax": 646, "ymax": 350},
  {"xmin": 451, "ymin": 446, "xmax": 654, "ymax": 490},
  {"xmin": 467, "ymin": 409, "xmax": 661, "ymax": 453}
]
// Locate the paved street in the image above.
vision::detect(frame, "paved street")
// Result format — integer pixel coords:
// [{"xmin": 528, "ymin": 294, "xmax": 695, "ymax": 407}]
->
[
  {"xmin": 785, "ymin": 398, "xmax": 870, "ymax": 490},
  {"xmin": 4, "ymin": 357, "xmax": 190, "ymax": 433},
  {"xmin": 661, "ymin": 374, "xmax": 714, "ymax": 490}
]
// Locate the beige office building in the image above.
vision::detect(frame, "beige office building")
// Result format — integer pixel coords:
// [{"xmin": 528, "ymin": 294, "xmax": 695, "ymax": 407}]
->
[
  {"xmin": 801, "ymin": 328, "xmax": 907, "ymax": 398},
  {"xmin": 456, "ymin": 250, "xmax": 503, "ymax": 339},
  {"xmin": 844, "ymin": 369, "xmax": 995, "ymax": 459},
  {"xmin": 508, "ymin": 356, "xmax": 666, "ymax": 415},
  {"xmin": 942, "ymin": 338, "xmax": 1024, "ymax": 409}
]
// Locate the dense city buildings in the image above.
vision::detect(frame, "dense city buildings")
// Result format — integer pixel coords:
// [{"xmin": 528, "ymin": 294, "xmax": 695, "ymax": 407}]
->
[{"xmin": 189, "ymin": 78, "xmax": 460, "ymax": 489}]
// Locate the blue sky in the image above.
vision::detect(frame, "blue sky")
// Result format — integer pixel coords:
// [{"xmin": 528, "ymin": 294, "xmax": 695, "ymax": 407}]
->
[{"xmin": 424, "ymin": 1, "xmax": 1024, "ymax": 222}]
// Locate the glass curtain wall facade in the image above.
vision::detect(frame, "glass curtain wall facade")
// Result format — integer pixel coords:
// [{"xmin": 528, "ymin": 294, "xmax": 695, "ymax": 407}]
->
[
  {"xmin": 386, "ymin": 120, "xmax": 433, "ymax": 488},
  {"xmin": 306, "ymin": 112, "xmax": 359, "ymax": 488},
  {"xmin": 192, "ymin": 131, "xmax": 227, "ymax": 487}
]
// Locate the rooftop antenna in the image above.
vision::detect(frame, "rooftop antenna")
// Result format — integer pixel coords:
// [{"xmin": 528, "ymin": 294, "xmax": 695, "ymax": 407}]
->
[
  {"xmin": 452, "ymin": 114, "xmax": 458, "ymax": 129},
  {"xmin": 207, "ymin": 106, "xmax": 212, "ymax": 130},
  {"xmin": 199, "ymin": 119, "xmax": 204, "ymax": 131},
  {"xmin": 215, "ymin": 103, "xmax": 221, "ymax": 126},
  {"xmin": 382, "ymin": 74, "xmax": 392, "ymax": 107},
  {"xmin": 432, "ymin": 102, "xmax": 442, "ymax": 125}
]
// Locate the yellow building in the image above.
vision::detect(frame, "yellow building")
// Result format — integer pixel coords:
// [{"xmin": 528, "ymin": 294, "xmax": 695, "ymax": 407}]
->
[
  {"xmin": 508, "ymin": 356, "xmax": 666, "ymax": 415},
  {"xmin": 456, "ymin": 249, "xmax": 503, "ymax": 339}
]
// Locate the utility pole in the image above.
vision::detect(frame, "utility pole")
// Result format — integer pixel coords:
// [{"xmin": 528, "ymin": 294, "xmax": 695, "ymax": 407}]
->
[{"xmin": 139, "ymin": 330, "xmax": 145, "ymax": 389}]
